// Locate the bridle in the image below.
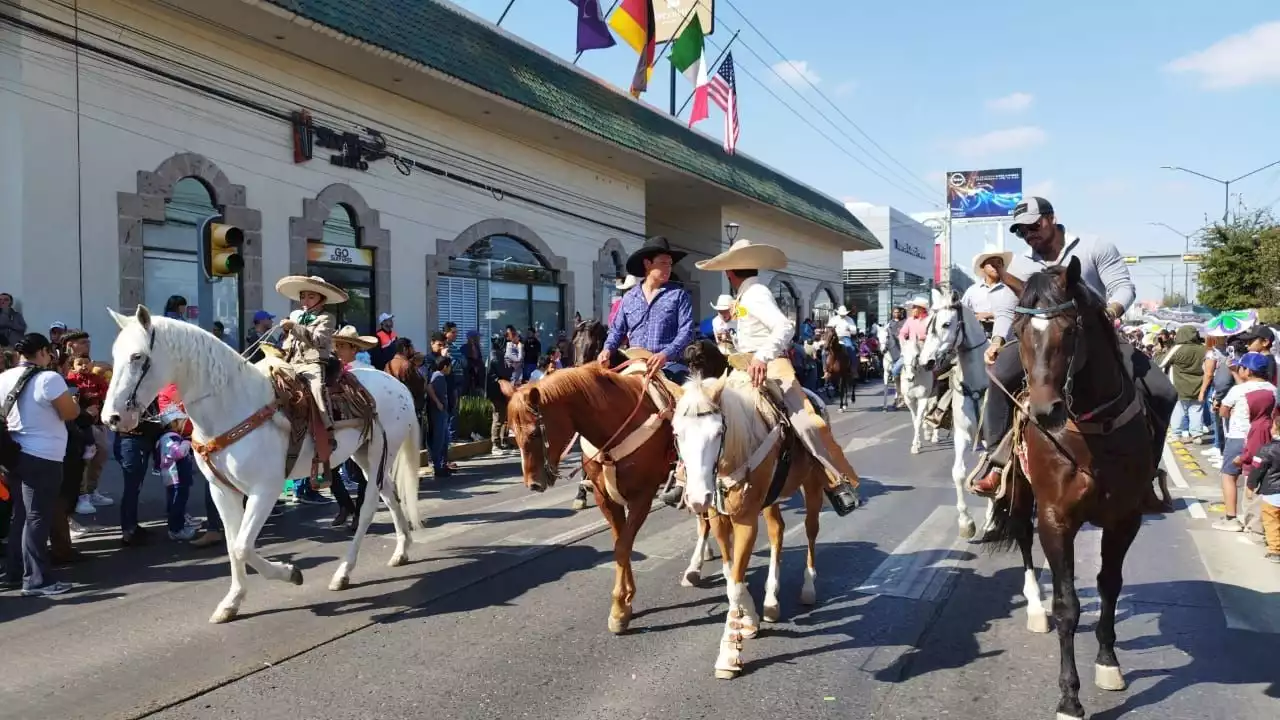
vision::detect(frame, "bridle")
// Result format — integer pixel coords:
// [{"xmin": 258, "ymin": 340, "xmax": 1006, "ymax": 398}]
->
[
  {"xmin": 121, "ymin": 327, "xmax": 157, "ymax": 417},
  {"xmin": 524, "ymin": 402, "xmax": 561, "ymax": 487},
  {"xmin": 926, "ymin": 301, "xmax": 986, "ymax": 370}
]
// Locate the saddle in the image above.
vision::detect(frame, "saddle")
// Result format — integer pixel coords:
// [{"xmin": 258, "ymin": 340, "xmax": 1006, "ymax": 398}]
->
[
  {"xmin": 267, "ymin": 364, "xmax": 376, "ymax": 479},
  {"xmin": 923, "ymin": 363, "xmax": 956, "ymax": 431}
]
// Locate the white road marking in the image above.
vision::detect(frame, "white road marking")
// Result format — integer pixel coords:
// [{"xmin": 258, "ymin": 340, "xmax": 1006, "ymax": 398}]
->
[
  {"xmin": 855, "ymin": 505, "xmax": 969, "ymax": 603},
  {"xmin": 1187, "ymin": 499, "xmax": 1208, "ymax": 519},
  {"xmin": 1162, "ymin": 445, "xmax": 1191, "ymax": 489}
]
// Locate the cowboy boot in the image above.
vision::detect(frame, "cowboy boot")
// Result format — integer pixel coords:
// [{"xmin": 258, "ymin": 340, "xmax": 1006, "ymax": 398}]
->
[{"xmin": 660, "ymin": 462, "xmax": 685, "ymax": 508}]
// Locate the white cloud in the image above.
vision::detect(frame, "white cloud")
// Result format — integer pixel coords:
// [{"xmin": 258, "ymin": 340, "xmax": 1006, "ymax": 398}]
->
[
  {"xmin": 833, "ymin": 80, "xmax": 857, "ymax": 97},
  {"xmin": 1165, "ymin": 21, "xmax": 1280, "ymax": 89},
  {"xmin": 1024, "ymin": 180, "xmax": 1055, "ymax": 198},
  {"xmin": 985, "ymin": 92, "xmax": 1034, "ymax": 112},
  {"xmin": 771, "ymin": 60, "xmax": 821, "ymax": 88},
  {"xmin": 953, "ymin": 126, "xmax": 1047, "ymax": 158}
]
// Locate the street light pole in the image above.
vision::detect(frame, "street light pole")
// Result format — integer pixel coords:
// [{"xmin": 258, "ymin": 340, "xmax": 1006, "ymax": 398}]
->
[
  {"xmin": 1160, "ymin": 159, "xmax": 1280, "ymax": 224},
  {"xmin": 1147, "ymin": 221, "xmax": 1195, "ymax": 301}
]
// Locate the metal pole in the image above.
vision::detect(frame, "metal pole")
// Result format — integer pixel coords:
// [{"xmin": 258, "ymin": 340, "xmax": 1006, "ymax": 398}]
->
[
  {"xmin": 496, "ymin": 0, "xmax": 517, "ymax": 26},
  {"xmin": 669, "ymin": 62, "xmax": 677, "ymax": 116},
  {"xmin": 677, "ymin": 30, "xmax": 739, "ymax": 116},
  {"xmin": 573, "ymin": 0, "xmax": 621, "ymax": 65},
  {"xmin": 1223, "ymin": 182, "xmax": 1230, "ymax": 225}
]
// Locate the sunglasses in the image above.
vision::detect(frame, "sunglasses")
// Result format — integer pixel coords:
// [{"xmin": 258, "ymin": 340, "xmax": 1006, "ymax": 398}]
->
[{"xmin": 1011, "ymin": 218, "xmax": 1041, "ymax": 237}]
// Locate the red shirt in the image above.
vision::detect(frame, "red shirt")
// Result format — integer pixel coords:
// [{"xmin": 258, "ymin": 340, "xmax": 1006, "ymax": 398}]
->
[
  {"xmin": 66, "ymin": 370, "xmax": 109, "ymax": 411},
  {"xmin": 157, "ymin": 383, "xmax": 193, "ymax": 437}
]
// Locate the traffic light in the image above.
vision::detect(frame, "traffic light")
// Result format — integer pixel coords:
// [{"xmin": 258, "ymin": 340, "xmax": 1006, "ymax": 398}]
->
[{"xmin": 198, "ymin": 214, "xmax": 244, "ymax": 278}]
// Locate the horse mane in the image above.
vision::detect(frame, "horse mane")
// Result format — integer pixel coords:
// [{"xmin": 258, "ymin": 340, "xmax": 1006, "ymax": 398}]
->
[
  {"xmin": 674, "ymin": 372, "xmax": 781, "ymax": 475},
  {"xmin": 683, "ymin": 339, "xmax": 729, "ymax": 379},
  {"xmin": 150, "ymin": 315, "xmax": 264, "ymax": 393},
  {"xmin": 508, "ymin": 364, "xmax": 643, "ymax": 425}
]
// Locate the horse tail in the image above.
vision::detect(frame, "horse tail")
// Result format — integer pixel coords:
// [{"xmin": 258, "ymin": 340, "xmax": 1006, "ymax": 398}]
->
[
  {"xmin": 983, "ymin": 465, "xmax": 1034, "ymax": 553},
  {"xmin": 394, "ymin": 417, "xmax": 424, "ymax": 532}
]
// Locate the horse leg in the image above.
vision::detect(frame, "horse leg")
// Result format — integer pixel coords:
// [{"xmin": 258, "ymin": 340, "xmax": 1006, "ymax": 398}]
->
[
  {"xmin": 209, "ymin": 482, "xmax": 248, "ymax": 624},
  {"xmin": 1039, "ymin": 519, "xmax": 1085, "ymax": 720},
  {"xmin": 370, "ymin": 432, "xmax": 414, "ymax": 568},
  {"xmin": 619, "ymin": 497, "xmax": 653, "ymax": 620},
  {"xmin": 715, "ymin": 516, "xmax": 760, "ymax": 679},
  {"xmin": 682, "ymin": 512, "xmax": 711, "ymax": 587},
  {"xmin": 909, "ymin": 401, "xmax": 924, "ymax": 454},
  {"xmin": 761, "ymin": 505, "xmax": 784, "ymax": 622},
  {"xmin": 1094, "ymin": 511, "xmax": 1140, "ymax": 692},
  {"xmin": 709, "ymin": 508, "xmax": 734, "ymax": 580},
  {"xmin": 801, "ymin": 476, "xmax": 822, "ymax": 605},
  {"xmin": 594, "ymin": 483, "xmax": 631, "ymax": 634},
  {"xmin": 212, "ymin": 485, "xmax": 298, "ymax": 623},
  {"xmin": 572, "ymin": 481, "xmax": 590, "ymax": 511},
  {"xmin": 1018, "ymin": 516, "xmax": 1049, "ymax": 633},
  {"xmin": 953, "ymin": 398, "xmax": 977, "ymax": 539}
]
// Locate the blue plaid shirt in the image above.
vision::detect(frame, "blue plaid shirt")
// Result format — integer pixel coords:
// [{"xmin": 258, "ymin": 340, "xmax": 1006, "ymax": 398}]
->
[{"xmin": 605, "ymin": 283, "xmax": 694, "ymax": 361}]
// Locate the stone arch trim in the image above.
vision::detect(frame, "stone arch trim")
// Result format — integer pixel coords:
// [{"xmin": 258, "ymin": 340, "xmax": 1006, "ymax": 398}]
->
[
  {"xmin": 288, "ymin": 183, "xmax": 392, "ymax": 317},
  {"xmin": 591, "ymin": 237, "xmax": 628, "ymax": 321},
  {"xmin": 808, "ymin": 281, "xmax": 842, "ymax": 312},
  {"xmin": 670, "ymin": 259, "xmax": 702, "ymax": 320},
  {"xmin": 426, "ymin": 219, "xmax": 576, "ymax": 333},
  {"xmin": 117, "ymin": 152, "xmax": 262, "ymax": 331},
  {"xmin": 766, "ymin": 271, "xmax": 801, "ymax": 327}
]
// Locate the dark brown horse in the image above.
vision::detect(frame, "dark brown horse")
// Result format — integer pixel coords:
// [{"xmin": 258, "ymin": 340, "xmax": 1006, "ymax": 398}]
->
[
  {"xmin": 570, "ymin": 319, "xmax": 607, "ymax": 367},
  {"xmin": 989, "ymin": 257, "xmax": 1168, "ymax": 720},
  {"xmin": 820, "ymin": 327, "xmax": 855, "ymax": 412},
  {"xmin": 501, "ymin": 364, "xmax": 677, "ymax": 633}
]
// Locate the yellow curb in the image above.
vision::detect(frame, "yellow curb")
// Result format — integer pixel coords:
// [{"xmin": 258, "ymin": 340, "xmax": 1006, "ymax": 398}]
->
[{"xmin": 1189, "ymin": 471, "xmax": 1206, "ymax": 478}]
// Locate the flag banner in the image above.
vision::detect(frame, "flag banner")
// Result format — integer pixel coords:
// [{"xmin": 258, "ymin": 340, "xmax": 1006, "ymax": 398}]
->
[
  {"xmin": 571, "ymin": 0, "xmax": 616, "ymax": 53},
  {"xmin": 610, "ymin": 0, "xmax": 656, "ymax": 97},
  {"xmin": 669, "ymin": 15, "xmax": 708, "ymax": 127},
  {"xmin": 708, "ymin": 52, "xmax": 739, "ymax": 153}
]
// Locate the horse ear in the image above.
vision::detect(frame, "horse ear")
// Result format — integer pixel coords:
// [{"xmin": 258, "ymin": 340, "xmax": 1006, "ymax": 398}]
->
[
  {"xmin": 498, "ymin": 379, "xmax": 516, "ymax": 398},
  {"xmin": 949, "ymin": 289, "xmax": 961, "ymax": 306},
  {"xmin": 527, "ymin": 386, "xmax": 541, "ymax": 409},
  {"xmin": 1066, "ymin": 256, "xmax": 1082, "ymax": 287},
  {"xmin": 107, "ymin": 307, "xmax": 129, "ymax": 329},
  {"xmin": 135, "ymin": 304, "xmax": 153, "ymax": 330},
  {"xmin": 930, "ymin": 288, "xmax": 943, "ymax": 308}
]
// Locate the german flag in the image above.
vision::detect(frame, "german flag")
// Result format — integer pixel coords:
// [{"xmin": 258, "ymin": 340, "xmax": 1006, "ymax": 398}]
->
[{"xmin": 609, "ymin": 0, "xmax": 655, "ymax": 97}]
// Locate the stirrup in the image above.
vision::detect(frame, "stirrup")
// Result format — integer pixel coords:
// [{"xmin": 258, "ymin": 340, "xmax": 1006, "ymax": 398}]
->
[{"xmin": 825, "ymin": 481, "xmax": 860, "ymax": 516}]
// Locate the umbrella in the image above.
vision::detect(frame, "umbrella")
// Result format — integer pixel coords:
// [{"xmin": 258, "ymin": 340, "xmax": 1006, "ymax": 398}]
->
[{"xmin": 1204, "ymin": 310, "xmax": 1256, "ymax": 337}]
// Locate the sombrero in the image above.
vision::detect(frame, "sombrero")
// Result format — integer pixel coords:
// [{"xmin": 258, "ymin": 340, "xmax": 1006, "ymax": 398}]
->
[
  {"xmin": 710, "ymin": 294, "xmax": 734, "ymax": 311},
  {"xmin": 625, "ymin": 236, "xmax": 687, "ymax": 278},
  {"xmin": 615, "ymin": 275, "xmax": 638, "ymax": 291},
  {"xmin": 332, "ymin": 325, "xmax": 377, "ymax": 350},
  {"xmin": 836, "ymin": 305, "xmax": 850, "ymax": 316},
  {"xmin": 695, "ymin": 239, "xmax": 787, "ymax": 272},
  {"xmin": 972, "ymin": 246, "xmax": 1014, "ymax": 276},
  {"xmin": 275, "ymin": 275, "xmax": 348, "ymax": 305},
  {"xmin": 905, "ymin": 295, "xmax": 930, "ymax": 309}
]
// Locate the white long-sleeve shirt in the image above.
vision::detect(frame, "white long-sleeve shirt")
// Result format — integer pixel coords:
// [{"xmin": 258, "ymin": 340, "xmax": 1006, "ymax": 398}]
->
[
  {"xmin": 1006, "ymin": 230, "xmax": 1137, "ymax": 312},
  {"xmin": 732, "ymin": 277, "xmax": 794, "ymax": 363},
  {"xmin": 961, "ymin": 281, "xmax": 1018, "ymax": 341},
  {"xmin": 826, "ymin": 314, "xmax": 857, "ymax": 339}
]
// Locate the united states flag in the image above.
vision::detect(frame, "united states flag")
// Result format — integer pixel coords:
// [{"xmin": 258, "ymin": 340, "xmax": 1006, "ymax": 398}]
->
[{"xmin": 707, "ymin": 53, "xmax": 739, "ymax": 154}]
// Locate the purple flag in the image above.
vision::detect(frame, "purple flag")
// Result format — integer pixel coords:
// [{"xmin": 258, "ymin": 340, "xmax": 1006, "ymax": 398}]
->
[{"xmin": 571, "ymin": 0, "xmax": 616, "ymax": 53}]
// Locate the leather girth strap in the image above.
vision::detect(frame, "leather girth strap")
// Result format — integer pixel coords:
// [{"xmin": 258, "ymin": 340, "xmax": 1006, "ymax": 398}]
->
[{"xmin": 190, "ymin": 404, "xmax": 277, "ymax": 495}]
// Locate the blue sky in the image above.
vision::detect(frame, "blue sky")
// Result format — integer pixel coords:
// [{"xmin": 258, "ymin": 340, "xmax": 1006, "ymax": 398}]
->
[{"xmin": 452, "ymin": 0, "xmax": 1280, "ymax": 304}]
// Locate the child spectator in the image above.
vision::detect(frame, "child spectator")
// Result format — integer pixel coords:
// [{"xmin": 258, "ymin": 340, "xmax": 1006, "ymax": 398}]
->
[
  {"xmin": 155, "ymin": 407, "xmax": 200, "ymax": 541},
  {"xmin": 66, "ymin": 354, "xmax": 112, "ymax": 514},
  {"xmin": 1244, "ymin": 410, "xmax": 1280, "ymax": 563},
  {"xmin": 1215, "ymin": 352, "xmax": 1276, "ymax": 533},
  {"xmin": 426, "ymin": 355, "xmax": 452, "ymax": 478},
  {"xmin": 527, "ymin": 353, "xmax": 556, "ymax": 382}
]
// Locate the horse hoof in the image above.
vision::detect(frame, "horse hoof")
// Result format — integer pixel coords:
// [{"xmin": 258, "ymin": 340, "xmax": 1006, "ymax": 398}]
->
[
  {"xmin": 328, "ymin": 575, "xmax": 350, "ymax": 591},
  {"xmin": 714, "ymin": 668, "xmax": 741, "ymax": 680},
  {"xmin": 388, "ymin": 553, "xmax": 408, "ymax": 567},
  {"xmin": 1094, "ymin": 663, "xmax": 1126, "ymax": 691},
  {"xmin": 799, "ymin": 588, "xmax": 817, "ymax": 606},
  {"xmin": 1056, "ymin": 713, "xmax": 1085, "ymax": 720},
  {"xmin": 571, "ymin": 498, "xmax": 587, "ymax": 511},
  {"xmin": 288, "ymin": 567, "xmax": 304, "ymax": 586},
  {"xmin": 1027, "ymin": 611, "xmax": 1050, "ymax": 634},
  {"xmin": 762, "ymin": 604, "xmax": 781, "ymax": 623},
  {"xmin": 681, "ymin": 569, "xmax": 701, "ymax": 587},
  {"xmin": 607, "ymin": 616, "xmax": 629, "ymax": 635},
  {"xmin": 910, "ymin": 446, "xmax": 920, "ymax": 455},
  {"xmin": 739, "ymin": 624, "xmax": 759, "ymax": 640},
  {"xmin": 959, "ymin": 518, "xmax": 977, "ymax": 540},
  {"xmin": 210, "ymin": 607, "xmax": 238, "ymax": 624}
]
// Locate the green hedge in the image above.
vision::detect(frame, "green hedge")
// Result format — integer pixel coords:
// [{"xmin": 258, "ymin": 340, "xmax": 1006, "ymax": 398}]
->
[
  {"xmin": 458, "ymin": 395, "xmax": 495, "ymax": 439},
  {"xmin": 1257, "ymin": 308, "xmax": 1280, "ymax": 325}
]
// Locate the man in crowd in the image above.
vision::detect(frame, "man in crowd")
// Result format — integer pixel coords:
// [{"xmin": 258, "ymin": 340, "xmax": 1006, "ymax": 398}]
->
[
  {"xmin": 962, "ymin": 248, "xmax": 1018, "ymax": 341},
  {"xmin": 244, "ymin": 310, "xmax": 276, "ymax": 363},
  {"xmin": 599, "ymin": 236, "xmax": 695, "ymax": 383}
]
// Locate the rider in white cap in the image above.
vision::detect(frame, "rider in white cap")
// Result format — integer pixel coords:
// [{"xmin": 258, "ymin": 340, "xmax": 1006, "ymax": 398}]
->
[
  {"xmin": 696, "ymin": 239, "xmax": 862, "ymax": 516},
  {"xmin": 275, "ymin": 275, "xmax": 348, "ymax": 444}
]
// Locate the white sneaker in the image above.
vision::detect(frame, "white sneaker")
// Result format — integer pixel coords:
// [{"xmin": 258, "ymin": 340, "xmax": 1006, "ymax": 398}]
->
[
  {"xmin": 74, "ymin": 495, "xmax": 96, "ymax": 515},
  {"xmin": 89, "ymin": 491, "xmax": 113, "ymax": 507},
  {"xmin": 1211, "ymin": 459, "xmax": 1223, "ymax": 469},
  {"xmin": 168, "ymin": 526, "xmax": 199, "ymax": 541},
  {"xmin": 1201, "ymin": 446, "xmax": 1221, "ymax": 456},
  {"xmin": 184, "ymin": 514, "xmax": 201, "ymax": 530},
  {"xmin": 1212, "ymin": 518, "xmax": 1243, "ymax": 532},
  {"xmin": 69, "ymin": 518, "xmax": 89, "ymax": 540}
]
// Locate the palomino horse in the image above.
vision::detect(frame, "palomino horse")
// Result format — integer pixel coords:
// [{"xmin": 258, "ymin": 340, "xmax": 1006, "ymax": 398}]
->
[
  {"xmin": 672, "ymin": 368, "xmax": 826, "ymax": 679},
  {"xmin": 917, "ymin": 288, "xmax": 992, "ymax": 540},
  {"xmin": 101, "ymin": 307, "xmax": 422, "ymax": 623},
  {"xmin": 988, "ymin": 257, "xmax": 1166, "ymax": 720},
  {"xmin": 819, "ymin": 327, "xmax": 856, "ymax": 412},
  {"xmin": 501, "ymin": 363, "xmax": 678, "ymax": 633},
  {"xmin": 898, "ymin": 336, "xmax": 937, "ymax": 453}
]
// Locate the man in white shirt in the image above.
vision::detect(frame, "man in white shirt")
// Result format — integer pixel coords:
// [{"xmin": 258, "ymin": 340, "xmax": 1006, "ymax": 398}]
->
[
  {"xmin": 826, "ymin": 306, "xmax": 858, "ymax": 352},
  {"xmin": 962, "ymin": 248, "xmax": 1018, "ymax": 341},
  {"xmin": 709, "ymin": 294, "xmax": 737, "ymax": 353},
  {"xmin": 695, "ymin": 240, "xmax": 862, "ymax": 516}
]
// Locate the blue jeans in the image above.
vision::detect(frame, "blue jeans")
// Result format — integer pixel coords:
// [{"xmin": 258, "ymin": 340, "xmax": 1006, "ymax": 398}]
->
[
  {"xmin": 1170, "ymin": 398, "xmax": 1204, "ymax": 436},
  {"xmin": 114, "ymin": 434, "xmax": 151, "ymax": 534},
  {"xmin": 429, "ymin": 409, "xmax": 450, "ymax": 472},
  {"xmin": 165, "ymin": 455, "xmax": 194, "ymax": 533}
]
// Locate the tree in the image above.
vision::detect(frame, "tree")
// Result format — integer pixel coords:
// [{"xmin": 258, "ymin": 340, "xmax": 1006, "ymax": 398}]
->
[
  {"xmin": 1161, "ymin": 292, "xmax": 1187, "ymax": 308},
  {"xmin": 1195, "ymin": 209, "xmax": 1280, "ymax": 312}
]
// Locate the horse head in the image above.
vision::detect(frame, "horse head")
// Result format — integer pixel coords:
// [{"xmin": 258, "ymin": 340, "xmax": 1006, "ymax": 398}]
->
[
  {"xmin": 671, "ymin": 373, "xmax": 729, "ymax": 514},
  {"xmin": 571, "ymin": 320, "xmax": 607, "ymax": 366},
  {"xmin": 1014, "ymin": 256, "xmax": 1099, "ymax": 429},
  {"xmin": 501, "ymin": 378, "xmax": 562, "ymax": 492},
  {"xmin": 102, "ymin": 305, "xmax": 169, "ymax": 432}
]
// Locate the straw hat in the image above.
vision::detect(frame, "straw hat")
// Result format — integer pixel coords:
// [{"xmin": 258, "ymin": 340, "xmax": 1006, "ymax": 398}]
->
[
  {"xmin": 275, "ymin": 275, "xmax": 348, "ymax": 305},
  {"xmin": 694, "ymin": 239, "xmax": 787, "ymax": 272},
  {"xmin": 972, "ymin": 246, "xmax": 1014, "ymax": 277},
  {"xmin": 615, "ymin": 275, "xmax": 638, "ymax": 291},
  {"xmin": 710, "ymin": 294, "xmax": 734, "ymax": 312},
  {"xmin": 836, "ymin": 305, "xmax": 850, "ymax": 317},
  {"xmin": 332, "ymin": 325, "xmax": 377, "ymax": 350},
  {"xmin": 905, "ymin": 295, "xmax": 930, "ymax": 310}
]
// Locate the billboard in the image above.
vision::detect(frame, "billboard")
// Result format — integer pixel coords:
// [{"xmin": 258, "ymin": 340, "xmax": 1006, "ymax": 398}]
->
[
  {"xmin": 654, "ymin": 0, "xmax": 715, "ymax": 44},
  {"xmin": 946, "ymin": 168, "xmax": 1023, "ymax": 220}
]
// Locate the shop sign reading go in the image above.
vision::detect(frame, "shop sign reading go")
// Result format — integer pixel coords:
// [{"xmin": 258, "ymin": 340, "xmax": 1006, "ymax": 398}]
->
[{"xmin": 308, "ymin": 242, "xmax": 373, "ymax": 267}]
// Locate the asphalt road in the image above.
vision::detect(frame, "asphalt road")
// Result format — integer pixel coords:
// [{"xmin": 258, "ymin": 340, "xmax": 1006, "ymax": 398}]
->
[{"xmin": 2, "ymin": 383, "xmax": 1277, "ymax": 720}]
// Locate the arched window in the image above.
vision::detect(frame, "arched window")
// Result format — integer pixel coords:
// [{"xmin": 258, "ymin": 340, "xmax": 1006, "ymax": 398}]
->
[
  {"xmin": 308, "ymin": 204, "xmax": 375, "ymax": 334},
  {"xmin": 812, "ymin": 287, "xmax": 839, "ymax": 328},
  {"xmin": 444, "ymin": 234, "xmax": 562, "ymax": 339},
  {"xmin": 774, "ymin": 280, "xmax": 799, "ymax": 335},
  {"xmin": 600, "ymin": 249, "xmax": 624, "ymax": 323},
  {"xmin": 142, "ymin": 177, "xmax": 240, "ymax": 343}
]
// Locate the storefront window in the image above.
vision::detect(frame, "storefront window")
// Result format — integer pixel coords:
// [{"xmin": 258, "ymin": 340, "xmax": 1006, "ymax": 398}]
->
[
  {"xmin": 442, "ymin": 234, "xmax": 563, "ymax": 338},
  {"xmin": 773, "ymin": 280, "xmax": 799, "ymax": 336},
  {"xmin": 812, "ymin": 288, "xmax": 838, "ymax": 327},
  {"xmin": 142, "ymin": 177, "xmax": 240, "ymax": 343},
  {"xmin": 307, "ymin": 204, "xmax": 374, "ymax": 334}
]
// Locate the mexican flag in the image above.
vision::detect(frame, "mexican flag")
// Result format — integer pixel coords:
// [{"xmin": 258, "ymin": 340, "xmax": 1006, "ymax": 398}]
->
[{"xmin": 668, "ymin": 15, "xmax": 708, "ymax": 127}]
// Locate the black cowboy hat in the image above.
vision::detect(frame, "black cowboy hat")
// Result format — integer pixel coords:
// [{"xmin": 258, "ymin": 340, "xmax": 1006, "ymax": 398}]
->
[{"xmin": 625, "ymin": 236, "xmax": 687, "ymax": 278}]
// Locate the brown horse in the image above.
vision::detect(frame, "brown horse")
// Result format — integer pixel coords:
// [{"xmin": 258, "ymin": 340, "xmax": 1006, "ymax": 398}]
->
[
  {"xmin": 672, "ymin": 367, "xmax": 827, "ymax": 679},
  {"xmin": 501, "ymin": 364, "xmax": 677, "ymax": 633},
  {"xmin": 988, "ymin": 257, "xmax": 1168, "ymax": 720},
  {"xmin": 566, "ymin": 320, "xmax": 610, "ymax": 510},
  {"xmin": 821, "ymin": 327, "xmax": 856, "ymax": 412}
]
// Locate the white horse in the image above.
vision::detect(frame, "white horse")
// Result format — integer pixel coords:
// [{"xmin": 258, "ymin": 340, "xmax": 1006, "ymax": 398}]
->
[
  {"xmin": 917, "ymin": 288, "xmax": 994, "ymax": 540},
  {"xmin": 101, "ymin": 306, "xmax": 423, "ymax": 623},
  {"xmin": 898, "ymin": 336, "xmax": 935, "ymax": 454}
]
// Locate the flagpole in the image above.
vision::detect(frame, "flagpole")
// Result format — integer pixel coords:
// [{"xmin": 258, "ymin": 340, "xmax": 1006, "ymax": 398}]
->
[
  {"xmin": 496, "ymin": 0, "xmax": 517, "ymax": 26},
  {"xmin": 655, "ymin": 1, "xmax": 701, "ymax": 115},
  {"xmin": 573, "ymin": 0, "xmax": 622, "ymax": 65},
  {"xmin": 677, "ymin": 29, "xmax": 738, "ymax": 116}
]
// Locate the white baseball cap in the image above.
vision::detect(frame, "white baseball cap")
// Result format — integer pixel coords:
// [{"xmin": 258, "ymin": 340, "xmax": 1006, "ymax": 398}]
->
[{"xmin": 377, "ymin": 312, "xmax": 394, "ymax": 324}]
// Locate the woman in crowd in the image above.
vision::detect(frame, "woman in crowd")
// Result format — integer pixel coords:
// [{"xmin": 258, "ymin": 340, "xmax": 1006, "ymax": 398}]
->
[{"xmin": 0, "ymin": 292, "xmax": 26, "ymax": 347}]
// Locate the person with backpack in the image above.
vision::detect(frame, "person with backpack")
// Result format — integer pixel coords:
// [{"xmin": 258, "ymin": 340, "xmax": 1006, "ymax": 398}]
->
[{"xmin": 1, "ymin": 333, "xmax": 82, "ymax": 596}]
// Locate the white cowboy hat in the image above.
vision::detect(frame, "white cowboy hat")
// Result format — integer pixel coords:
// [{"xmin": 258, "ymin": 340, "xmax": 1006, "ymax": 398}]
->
[
  {"xmin": 836, "ymin": 305, "xmax": 850, "ymax": 316},
  {"xmin": 694, "ymin": 239, "xmax": 787, "ymax": 272},
  {"xmin": 972, "ymin": 246, "xmax": 1014, "ymax": 277},
  {"xmin": 158, "ymin": 407, "xmax": 188, "ymax": 426},
  {"xmin": 275, "ymin": 275, "xmax": 349, "ymax": 305},
  {"xmin": 332, "ymin": 325, "xmax": 378, "ymax": 350},
  {"xmin": 710, "ymin": 294, "xmax": 734, "ymax": 312},
  {"xmin": 615, "ymin": 275, "xmax": 638, "ymax": 291},
  {"xmin": 905, "ymin": 295, "xmax": 930, "ymax": 309}
]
